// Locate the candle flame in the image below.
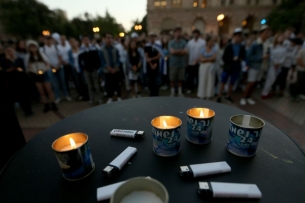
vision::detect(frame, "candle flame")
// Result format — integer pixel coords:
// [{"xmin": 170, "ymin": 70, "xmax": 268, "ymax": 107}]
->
[
  {"xmin": 38, "ymin": 70, "xmax": 43, "ymax": 75},
  {"xmin": 163, "ymin": 120, "xmax": 168, "ymax": 129},
  {"xmin": 69, "ymin": 138, "xmax": 76, "ymax": 149},
  {"xmin": 52, "ymin": 69, "xmax": 57, "ymax": 73},
  {"xmin": 200, "ymin": 109, "xmax": 204, "ymax": 118}
]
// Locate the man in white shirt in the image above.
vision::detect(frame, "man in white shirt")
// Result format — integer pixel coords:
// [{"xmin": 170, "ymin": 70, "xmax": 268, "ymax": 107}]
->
[
  {"xmin": 58, "ymin": 35, "xmax": 75, "ymax": 94},
  {"xmin": 42, "ymin": 36, "xmax": 71, "ymax": 103},
  {"xmin": 186, "ymin": 29, "xmax": 206, "ymax": 94}
]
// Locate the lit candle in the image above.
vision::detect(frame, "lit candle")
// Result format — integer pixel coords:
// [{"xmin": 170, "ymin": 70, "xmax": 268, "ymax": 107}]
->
[
  {"xmin": 59, "ymin": 138, "xmax": 83, "ymax": 151},
  {"xmin": 38, "ymin": 70, "xmax": 43, "ymax": 75},
  {"xmin": 187, "ymin": 108, "xmax": 215, "ymax": 145},
  {"xmin": 52, "ymin": 69, "xmax": 57, "ymax": 73},
  {"xmin": 120, "ymin": 191, "xmax": 163, "ymax": 203},
  {"xmin": 151, "ymin": 116, "xmax": 182, "ymax": 157}
]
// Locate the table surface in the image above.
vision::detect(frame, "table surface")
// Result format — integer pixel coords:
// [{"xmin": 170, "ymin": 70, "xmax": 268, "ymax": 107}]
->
[{"xmin": 1, "ymin": 97, "xmax": 305, "ymax": 203}]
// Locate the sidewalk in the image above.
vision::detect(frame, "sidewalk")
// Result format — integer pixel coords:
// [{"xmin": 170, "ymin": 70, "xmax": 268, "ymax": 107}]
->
[{"xmin": 15, "ymin": 88, "xmax": 305, "ymax": 149}]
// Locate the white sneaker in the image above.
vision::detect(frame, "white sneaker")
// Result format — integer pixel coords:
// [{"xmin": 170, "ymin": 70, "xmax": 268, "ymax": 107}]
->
[
  {"xmin": 117, "ymin": 97, "xmax": 122, "ymax": 102},
  {"xmin": 161, "ymin": 85, "xmax": 168, "ymax": 90},
  {"xmin": 178, "ymin": 93, "xmax": 185, "ymax": 97},
  {"xmin": 247, "ymin": 98, "xmax": 256, "ymax": 105},
  {"xmin": 66, "ymin": 96, "xmax": 72, "ymax": 101},
  {"xmin": 55, "ymin": 98, "xmax": 61, "ymax": 104},
  {"xmin": 186, "ymin": 90, "xmax": 192, "ymax": 94},
  {"xmin": 240, "ymin": 98, "xmax": 247, "ymax": 105},
  {"xmin": 106, "ymin": 98, "xmax": 113, "ymax": 104}
]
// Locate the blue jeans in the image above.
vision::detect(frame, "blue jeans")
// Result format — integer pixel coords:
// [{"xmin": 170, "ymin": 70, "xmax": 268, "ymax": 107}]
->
[{"xmin": 48, "ymin": 69, "xmax": 69, "ymax": 99}]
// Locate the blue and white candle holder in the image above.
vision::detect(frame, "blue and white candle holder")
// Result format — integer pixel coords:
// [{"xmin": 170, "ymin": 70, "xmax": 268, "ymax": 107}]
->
[
  {"xmin": 226, "ymin": 115, "xmax": 265, "ymax": 157},
  {"xmin": 151, "ymin": 116, "xmax": 182, "ymax": 157},
  {"xmin": 186, "ymin": 108, "xmax": 215, "ymax": 145}
]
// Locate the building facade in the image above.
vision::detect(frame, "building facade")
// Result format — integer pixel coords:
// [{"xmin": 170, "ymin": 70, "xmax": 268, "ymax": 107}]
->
[{"xmin": 147, "ymin": 0, "xmax": 281, "ymax": 35}]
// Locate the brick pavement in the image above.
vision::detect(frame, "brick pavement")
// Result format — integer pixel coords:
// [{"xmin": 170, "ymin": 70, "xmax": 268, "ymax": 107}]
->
[{"xmin": 15, "ymin": 88, "xmax": 305, "ymax": 149}]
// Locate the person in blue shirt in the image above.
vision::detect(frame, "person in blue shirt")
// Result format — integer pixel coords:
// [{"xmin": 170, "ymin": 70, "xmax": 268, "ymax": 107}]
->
[{"xmin": 100, "ymin": 32, "xmax": 121, "ymax": 104}]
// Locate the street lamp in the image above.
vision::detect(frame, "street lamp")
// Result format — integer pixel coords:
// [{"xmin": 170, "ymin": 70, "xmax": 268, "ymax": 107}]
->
[
  {"xmin": 93, "ymin": 27, "xmax": 100, "ymax": 33},
  {"xmin": 119, "ymin": 32, "xmax": 125, "ymax": 37},
  {"xmin": 134, "ymin": 25, "xmax": 142, "ymax": 31},
  {"xmin": 42, "ymin": 30, "xmax": 50, "ymax": 36},
  {"xmin": 217, "ymin": 14, "xmax": 225, "ymax": 21}
]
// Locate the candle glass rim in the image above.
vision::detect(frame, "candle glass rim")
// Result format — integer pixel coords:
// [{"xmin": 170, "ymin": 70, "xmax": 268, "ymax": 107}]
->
[
  {"xmin": 187, "ymin": 108, "xmax": 215, "ymax": 119},
  {"xmin": 52, "ymin": 132, "xmax": 88, "ymax": 152},
  {"xmin": 230, "ymin": 114, "xmax": 265, "ymax": 129},
  {"xmin": 151, "ymin": 115, "xmax": 182, "ymax": 129}
]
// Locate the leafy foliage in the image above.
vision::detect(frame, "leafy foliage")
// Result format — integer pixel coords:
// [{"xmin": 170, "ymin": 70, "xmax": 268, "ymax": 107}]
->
[{"xmin": 267, "ymin": 0, "xmax": 305, "ymax": 33}]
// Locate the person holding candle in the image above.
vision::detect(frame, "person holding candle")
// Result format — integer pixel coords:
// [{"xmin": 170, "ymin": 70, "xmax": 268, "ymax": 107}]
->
[
  {"xmin": 0, "ymin": 45, "xmax": 33, "ymax": 116},
  {"xmin": 217, "ymin": 28, "xmax": 246, "ymax": 104},
  {"xmin": 25, "ymin": 40, "xmax": 58, "ymax": 113},
  {"xmin": 126, "ymin": 39, "xmax": 142, "ymax": 98},
  {"xmin": 197, "ymin": 36, "xmax": 217, "ymax": 100}
]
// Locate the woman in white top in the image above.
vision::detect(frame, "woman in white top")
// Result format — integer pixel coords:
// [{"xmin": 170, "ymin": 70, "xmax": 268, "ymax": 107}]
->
[
  {"xmin": 26, "ymin": 40, "xmax": 57, "ymax": 112},
  {"xmin": 197, "ymin": 36, "xmax": 217, "ymax": 99},
  {"xmin": 261, "ymin": 34, "xmax": 286, "ymax": 98}
]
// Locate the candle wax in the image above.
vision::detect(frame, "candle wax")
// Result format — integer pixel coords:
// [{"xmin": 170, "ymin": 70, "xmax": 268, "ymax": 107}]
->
[
  {"xmin": 159, "ymin": 125, "xmax": 175, "ymax": 129},
  {"xmin": 60, "ymin": 143, "xmax": 83, "ymax": 151},
  {"xmin": 120, "ymin": 191, "xmax": 163, "ymax": 203}
]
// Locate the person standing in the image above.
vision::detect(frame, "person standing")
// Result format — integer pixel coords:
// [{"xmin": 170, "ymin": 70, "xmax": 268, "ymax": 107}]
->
[
  {"xmin": 160, "ymin": 36, "xmax": 170, "ymax": 90},
  {"xmin": 217, "ymin": 28, "xmax": 246, "ymax": 103},
  {"xmin": 144, "ymin": 33, "xmax": 161, "ymax": 96},
  {"xmin": 68, "ymin": 38, "xmax": 88, "ymax": 100},
  {"xmin": 42, "ymin": 36, "xmax": 71, "ymax": 103},
  {"xmin": 168, "ymin": 27, "xmax": 188, "ymax": 97},
  {"xmin": 78, "ymin": 35, "xmax": 102, "ymax": 104},
  {"xmin": 26, "ymin": 40, "xmax": 57, "ymax": 112},
  {"xmin": 296, "ymin": 40, "xmax": 305, "ymax": 99},
  {"xmin": 126, "ymin": 39, "xmax": 142, "ymax": 98},
  {"xmin": 197, "ymin": 36, "xmax": 217, "ymax": 99},
  {"xmin": 0, "ymin": 46, "xmax": 33, "ymax": 116},
  {"xmin": 57, "ymin": 35, "xmax": 74, "ymax": 94},
  {"xmin": 100, "ymin": 32, "xmax": 121, "ymax": 103},
  {"xmin": 261, "ymin": 34, "xmax": 286, "ymax": 99},
  {"xmin": 186, "ymin": 29, "xmax": 206, "ymax": 94},
  {"xmin": 272, "ymin": 37, "xmax": 298, "ymax": 96},
  {"xmin": 240, "ymin": 26, "xmax": 270, "ymax": 105}
]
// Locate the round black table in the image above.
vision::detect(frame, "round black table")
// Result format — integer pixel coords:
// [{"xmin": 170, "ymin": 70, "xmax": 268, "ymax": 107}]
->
[{"xmin": 1, "ymin": 97, "xmax": 305, "ymax": 203}]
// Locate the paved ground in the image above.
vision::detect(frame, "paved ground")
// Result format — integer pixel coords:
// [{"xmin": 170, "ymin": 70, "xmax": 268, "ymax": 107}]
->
[{"xmin": 15, "ymin": 87, "xmax": 305, "ymax": 150}]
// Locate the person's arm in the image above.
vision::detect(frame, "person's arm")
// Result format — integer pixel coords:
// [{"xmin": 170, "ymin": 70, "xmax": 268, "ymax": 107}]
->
[
  {"xmin": 40, "ymin": 51, "xmax": 50, "ymax": 69},
  {"xmin": 222, "ymin": 45, "xmax": 234, "ymax": 63},
  {"xmin": 68, "ymin": 50, "xmax": 74, "ymax": 68},
  {"xmin": 78, "ymin": 52, "xmax": 84, "ymax": 72},
  {"xmin": 169, "ymin": 41, "xmax": 181, "ymax": 55},
  {"xmin": 297, "ymin": 50, "xmax": 305, "ymax": 69},
  {"xmin": 114, "ymin": 49, "xmax": 120, "ymax": 72},
  {"xmin": 200, "ymin": 53, "xmax": 217, "ymax": 63}
]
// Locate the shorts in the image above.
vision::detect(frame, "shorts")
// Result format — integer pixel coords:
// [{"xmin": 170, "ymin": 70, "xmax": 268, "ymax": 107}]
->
[
  {"xmin": 130, "ymin": 78, "xmax": 142, "ymax": 85},
  {"xmin": 221, "ymin": 71, "xmax": 239, "ymax": 85},
  {"xmin": 170, "ymin": 67, "xmax": 185, "ymax": 82},
  {"xmin": 29, "ymin": 72, "xmax": 50, "ymax": 83},
  {"xmin": 247, "ymin": 69, "xmax": 260, "ymax": 82}
]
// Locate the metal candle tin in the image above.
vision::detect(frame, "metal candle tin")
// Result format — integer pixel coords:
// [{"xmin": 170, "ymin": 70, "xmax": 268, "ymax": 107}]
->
[
  {"xmin": 52, "ymin": 133, "xmax": 95, "ymax": 181},
  {"xmin": 226, "ymin": 115, "xmax": 265, "ymax": 157},
  {"xmin": 186, "ymin": 108, "xmax": 215, "ymax": 145},
  {"xmin": 151, "ymin": 116, "xmax": 182, "ymax": 157}
]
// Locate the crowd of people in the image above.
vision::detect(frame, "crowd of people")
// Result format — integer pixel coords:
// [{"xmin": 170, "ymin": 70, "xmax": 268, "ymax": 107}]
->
[{"xmin": 1, "ymin": 25, "xmax": 305, "ymax": 116}]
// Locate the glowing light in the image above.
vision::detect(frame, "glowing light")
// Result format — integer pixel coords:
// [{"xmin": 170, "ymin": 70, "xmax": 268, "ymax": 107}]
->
[
  {"xmin": 163, "ymin": 120, "xmax": 168, "ymax": 129},
  {"xmin": 93, "ymin": 27, "xmax": 100, "ymax": 33},
  {"xmin": 119, "ymin": 32, "xmax": 125, "ymax": 37},
  {"xmin": 52, "ymin": 69, "xmax": 56, "ymax": 73},
  {"xmin": 42, "ymin": 30, "xmax": 50, "ymax": 36},
  {"xmin": 134, "ymin": 25, "xmax": 142, "ymax": 31},
  {"xmin": 69, "ymin": 138, "xmax": 76, "ymax": 149},
  {"xmin": 200, "ymin": 110, "xmax": 204, "ymax": 118},
  {"xmin": 261, "ymin": 19, "xmax": 267, "ymax": 25},
  {"xmin": 193, "ymin": 2, "xmax": 198, "ymax": 7},
  {"xmin": 242, "ymin": 20, "xmax": 247, "ymax": 26},
  {"xmin": 38, "ymin": 70, "xmax": 43, "ymax": 75},
  {"xmin": 217, "ymin": 14, "xmax": 225, "ymax": 21}
]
